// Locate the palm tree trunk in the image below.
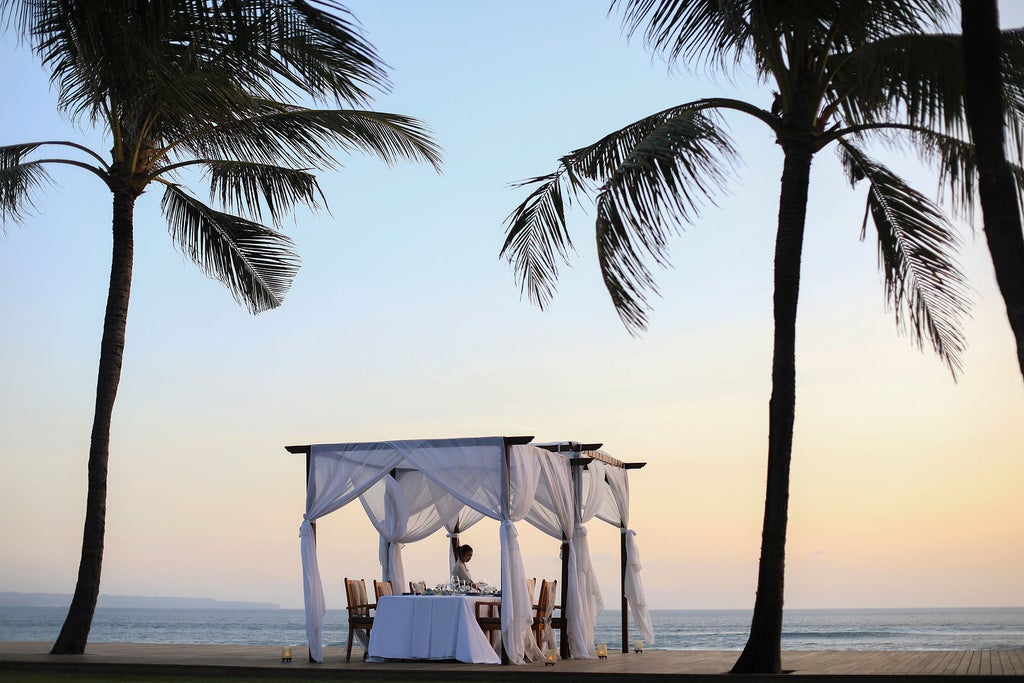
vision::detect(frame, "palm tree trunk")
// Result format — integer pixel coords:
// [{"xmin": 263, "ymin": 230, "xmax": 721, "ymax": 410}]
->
[
  {"xmin": 961, "ymin": 0, "xmax": 1024, "ymax": 381},
  {"xmin": 731, "ymin": 144, "xmax": 813, "ymax": 675},
  {"xmin": 51, "ymin": 190, "xmax": 135, "ymax": 655}
]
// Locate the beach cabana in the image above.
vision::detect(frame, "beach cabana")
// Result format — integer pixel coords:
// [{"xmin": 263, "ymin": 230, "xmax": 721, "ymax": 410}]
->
[{"xmin": 287, "ymin": 435, "xmax": 651, "ymax": 663}]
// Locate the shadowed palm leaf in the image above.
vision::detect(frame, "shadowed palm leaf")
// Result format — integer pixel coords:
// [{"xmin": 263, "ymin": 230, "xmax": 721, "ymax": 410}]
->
[
  {"xmin": 161, "ymin": 184, "xmax": 300, "ymax": 313},
  {"xmin": 0, "ymin": 144, "xmax": 53, "ymax": 224},
  {"xmin": 502, "ymin": 104, "xmax": 738, "ymax": 326},
  {"xmin": 205, "ymin": 161, "xmax": 325, "ymax": 227},
  {"xmin": 185, "ymin": 108, "xmax": 442, "ymax": 171},
  {"xmin": 839, "ymin": 140, "xmax": 970, "ymax": 373}
]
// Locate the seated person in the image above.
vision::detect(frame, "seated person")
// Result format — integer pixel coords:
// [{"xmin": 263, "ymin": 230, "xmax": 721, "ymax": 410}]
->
[{"xmin": 453, "ymin": 544, "xmax": 479, "ymax": 590}]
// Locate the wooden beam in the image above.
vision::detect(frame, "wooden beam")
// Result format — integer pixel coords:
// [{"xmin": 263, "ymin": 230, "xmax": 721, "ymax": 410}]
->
[
  {"xmin": 623, "ymin": 462, "xmax": 647, "ymax": 470},
  {"xmin": 285, "ymin": 445, "xmax": 310, "ymax": 454}
]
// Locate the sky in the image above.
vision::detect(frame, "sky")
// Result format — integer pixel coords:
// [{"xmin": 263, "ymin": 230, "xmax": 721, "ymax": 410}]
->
[{"xmin": 1, "ymin": 2, "xmax": 1022, "ymax": 617}]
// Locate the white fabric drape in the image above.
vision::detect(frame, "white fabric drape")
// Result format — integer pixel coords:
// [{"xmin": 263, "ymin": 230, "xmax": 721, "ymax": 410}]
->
[
  {"xmin": 300, "ymin": 444, "xmax": 405, "ymax": 662},
  {"xmin": 525, "ymin": 451, "xmax": 608, "ymax": 658},
  {"xmin": 359, "ymin": 470, "xmax": 466, "ymax": 594},
  {"xmin": 524, "ymin": 449, "xmax": 576, "ymax": 656},
  {"xmin": 501, "ymin": 445, "xmax": 544, "ymax": 663},
  {"xmin": 573, "ymin": 460, "xmax": 608, "ymax": 655},
  {"xmin": 598, "ymin": 463, "xmax": 655, "ymax": 644}
]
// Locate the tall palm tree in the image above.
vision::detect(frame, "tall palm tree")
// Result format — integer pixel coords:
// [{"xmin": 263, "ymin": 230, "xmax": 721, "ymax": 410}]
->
[
  {"xmin": 961, "ymin": 0, "xmax": 1024, "ymax": 381},
  {"xmin": 500, "ymin": 0, "xmax": 1022, "ymax": 673},
  {"xmin": 0, "ymin": 0, "xmax": 440, "ymax": 655}
]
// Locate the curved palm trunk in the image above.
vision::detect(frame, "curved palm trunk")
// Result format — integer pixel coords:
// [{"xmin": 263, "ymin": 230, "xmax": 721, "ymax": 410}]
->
[
  {"xmin": 961, "ymin": 0, "xmax": 1024, "ymax": 381},
  {"xmin": 731, "ymin": 144, "xmax": 813, "ymax": 675},
  {"xmin": 51, "ymin": 191, "xmax": 135, "ymax": 654}
]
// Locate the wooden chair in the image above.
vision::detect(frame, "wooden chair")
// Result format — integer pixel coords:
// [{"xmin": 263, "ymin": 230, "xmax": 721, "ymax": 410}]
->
[
  {"xmin": 474, "ymin": 600, "xmax": 506, "ymax": 664},
  {"xmin": 373, "ymin": 579, "xmax": 394, "ymax": 601},
  {"xmin": 344, "ymin": 578, "xmax": 375, "ymax": 662},
  {"xmin": 532, "ymin": 579, "xmax": 565, "ymax": 652},
  {"xmin": 409, "ymin": 580, "xmax": 427, "ymax": 595}
]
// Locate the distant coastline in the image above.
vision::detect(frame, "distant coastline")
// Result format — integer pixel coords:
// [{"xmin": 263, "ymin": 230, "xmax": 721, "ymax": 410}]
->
[{"xmin": 0, "ymin": 592, "xmax": 279, "ymax": 610}]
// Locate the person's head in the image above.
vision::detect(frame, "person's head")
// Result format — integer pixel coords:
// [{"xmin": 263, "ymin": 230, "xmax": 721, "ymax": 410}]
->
[{"xmin": 457, "ymin": 544, "xmax": 473, "ymax": 562}]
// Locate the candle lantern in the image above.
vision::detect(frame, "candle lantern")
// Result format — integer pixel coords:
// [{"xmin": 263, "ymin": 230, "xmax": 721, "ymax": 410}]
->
[
  {"xmin": 596, "ymin": 642, "xmax": 608, "ymax": 659},
  {"xmin": 634, "ymin": 640, "xmax": 644, "ymax": 654},
  {"xmin": 545, "ymin": 648, "xmax": 558, "ymax": 665},
  {"xmin": 281, "ymin": 645, "xmax": 293, "ymax": 662}
]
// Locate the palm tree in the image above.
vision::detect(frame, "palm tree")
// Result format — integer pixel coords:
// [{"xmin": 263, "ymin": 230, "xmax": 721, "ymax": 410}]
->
[
  {"xmin": 0, "ymin": 0, "xmax": 440, "ymax": 655},
  {"xmin": 961, "ymin": 0, "xmax": 1024, "ymax": 381},
  {"xmin": 500, "ymin": 0, "xmax": 1021, "ymax": 673}
]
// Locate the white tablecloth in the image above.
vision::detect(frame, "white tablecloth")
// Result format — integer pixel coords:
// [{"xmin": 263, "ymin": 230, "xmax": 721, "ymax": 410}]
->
[{"xmin": 367, "ymin": 594, "xmax": 501, "ymax": 664}]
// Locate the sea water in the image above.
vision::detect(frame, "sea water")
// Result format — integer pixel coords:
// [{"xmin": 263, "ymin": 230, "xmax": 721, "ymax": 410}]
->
[{"xmin": 1, "ymin": 606, "xmax": 1022, "ymax": 651}]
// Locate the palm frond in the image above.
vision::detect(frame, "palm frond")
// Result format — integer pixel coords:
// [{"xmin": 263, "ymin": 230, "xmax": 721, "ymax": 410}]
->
[
  {"xmin": 205, "ymin": 161, "xmax": 325, "ymax": 228},
  {"xmin": 500, "ymin": 170, "xmax": 584, "ymax": 309},
  {"xmin": 594, "ymin": 110, "xmax": 738, "ymax": 332},
  {"xmin": 837, "ymin": 27, "xmax": 1024, "ymax": 161},
  {"xmin": 838, "ymin": 139, "xmax": 970, "ymax": 376},
  {"xmin": 250, "ymin": 0, "xmax": 391, "ymax": 105},
  {"xmin": 0, "ymin": 143, "xmax": 53, "ymax": 225},
  {"xmin": 613, "ymin": 0, "xmax": 952, "ymax": 78},
  {"xmin": 835, "ymin": 32, "xmax": 966, "ymax": 133},
  {"xmin": 614, "ymin": 0, "xmax": 752, "ymax": 73},
  {"xmin": 9, "ymin": 0, "xmax": 392, "ymax": 128},
  {"xmin": 161, "ymin": 184, "xmax": 300, "ymax": 314},
  {"xmin": 181, "ymin": 108, "xmax": 441, "ymax": 172},
  {"xmin": 904, "ymin": 128, "xmax": 977, "ymax": 221},
  {"xmin": 501, "ymin": 104, "xmax": 738, "ymax": 324},
  {"xmin": 997, "ymin": 27, "xmax": 1024, "ymax": 163}
]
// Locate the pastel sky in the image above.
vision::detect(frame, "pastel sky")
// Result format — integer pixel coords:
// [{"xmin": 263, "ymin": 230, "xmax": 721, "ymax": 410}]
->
[{"xmin": 1, "ymin": 2, "xmax": 1022, "ymax": 615}]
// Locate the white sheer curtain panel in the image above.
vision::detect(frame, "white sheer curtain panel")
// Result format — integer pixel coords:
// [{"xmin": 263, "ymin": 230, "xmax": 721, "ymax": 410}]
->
[
  {"xmin": 359, "ymin": 469, "xmax": 466, "ymax": 593},
  {"xmin": 300, "ymin": 443, "xmax": 405, "ymax": 662},
  {"xmin": 599, "ymin": 464, "xmax": 655, "ymax": 644},
  {"xmin": 572, "ymin": 460, "xmax": 609, "ymax": 656},
  {"xmin": 525, "ymin": 449, "xmax": 578, "ymax": 656},
  {"xmin": 501, "ymin": 445, "xmax": 544, "ymax": 663}
]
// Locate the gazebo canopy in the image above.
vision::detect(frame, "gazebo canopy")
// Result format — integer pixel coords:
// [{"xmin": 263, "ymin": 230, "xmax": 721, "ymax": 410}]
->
[{"xmin": 288, "ymin": 435, "xmax": 652, "ymax": 663}]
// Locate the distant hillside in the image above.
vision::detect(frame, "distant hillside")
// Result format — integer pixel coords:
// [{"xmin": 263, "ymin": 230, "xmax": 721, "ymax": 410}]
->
[{"xmin": 0, "ymin": 592, "xmax": 279, "ymax": 609}]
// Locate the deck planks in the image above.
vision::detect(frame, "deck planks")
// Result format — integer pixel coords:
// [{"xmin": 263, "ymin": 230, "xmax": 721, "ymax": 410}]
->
[{"xmin": 2, "ymin": 642, "xmax": 1023, "ymax": 678}]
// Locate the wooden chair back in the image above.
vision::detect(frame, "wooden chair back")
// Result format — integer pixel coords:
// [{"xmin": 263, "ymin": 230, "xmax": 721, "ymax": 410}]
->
[
  {"xmin": 373, "ymin": 579, "xmax": 394, "ymax": 600},
  {"xmin": 536, "ymin": 579, "xmax": 556, "ymax": 621},
  {"xmin": 409, "ymin": 580, "xmax": 427, "ymax": 595},
  {"xmin": 345, "ymin": 578, "xmax": 372, "ymax": 617},
  {"xmin": 532, "ymin": 579, "xmax": 559, "ymax": 650},
  {"xmin": 343, "ymin": 578, "xmax": 375, "ymax": 661}
]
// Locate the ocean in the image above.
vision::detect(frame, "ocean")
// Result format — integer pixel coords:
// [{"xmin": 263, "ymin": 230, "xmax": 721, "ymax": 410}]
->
[{"xmin": 2, "ymin": 606, "xmax": 1022, "ymax": 651}]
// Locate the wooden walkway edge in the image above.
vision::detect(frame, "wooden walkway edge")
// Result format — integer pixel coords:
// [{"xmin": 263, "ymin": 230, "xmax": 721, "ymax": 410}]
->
[{"xmin": 2, "ymin": 642, "xmax": 1023, "ymax": 680}]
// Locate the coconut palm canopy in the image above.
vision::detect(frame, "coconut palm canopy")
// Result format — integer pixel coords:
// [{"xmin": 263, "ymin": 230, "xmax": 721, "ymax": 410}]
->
[
  {"xmin": 0, "ymin": 0, "xmax": 440, "ymax": 654},
  {"xmin": 501, "ymin": 0, "xmax": 1024, "ymax": 673}
]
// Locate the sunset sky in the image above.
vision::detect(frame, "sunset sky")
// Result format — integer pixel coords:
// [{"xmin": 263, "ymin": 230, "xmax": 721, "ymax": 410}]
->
[{"xmin": 1, "ymin": 2, "xmax": 1022, "ymax": 617}]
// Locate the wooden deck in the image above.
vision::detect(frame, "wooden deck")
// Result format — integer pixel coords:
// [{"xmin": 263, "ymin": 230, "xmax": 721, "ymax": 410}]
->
[{"xmin": 2, "ymin": 642, "xmax": 1023, "ymax": 680}]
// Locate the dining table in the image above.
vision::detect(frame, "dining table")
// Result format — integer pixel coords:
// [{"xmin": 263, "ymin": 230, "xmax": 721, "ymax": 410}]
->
[{"xmin": 366, "ymin": 593, "xmax": 501, "ymax": 664}]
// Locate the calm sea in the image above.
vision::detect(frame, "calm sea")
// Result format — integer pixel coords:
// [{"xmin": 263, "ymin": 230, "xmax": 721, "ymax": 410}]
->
[{"xmin": 1, "ymin": 606, "xmax": 1022, "ymax": 651}]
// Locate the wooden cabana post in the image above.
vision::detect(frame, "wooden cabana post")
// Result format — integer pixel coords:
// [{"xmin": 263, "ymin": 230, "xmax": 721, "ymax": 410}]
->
[{"xmin": 620, "ymin": 460, "xmax": 647, "ymax": 652}]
